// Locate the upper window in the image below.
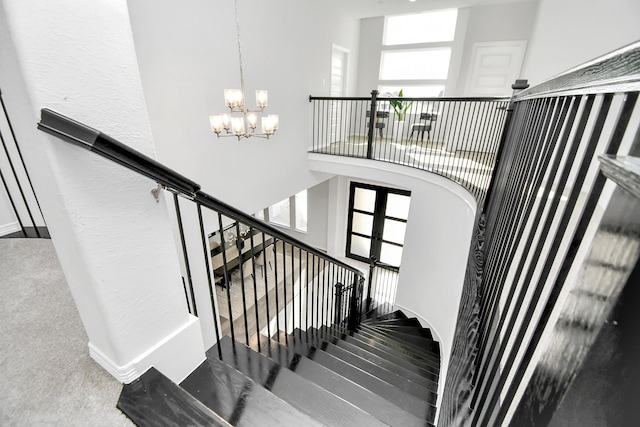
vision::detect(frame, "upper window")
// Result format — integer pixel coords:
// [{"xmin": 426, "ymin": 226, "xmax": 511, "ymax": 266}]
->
[
  {"xmin": 379, "ymin": 9, "xmax": 458, "ymax": 97},
  {"xmin": 383, "ymin": 10, "xmax": 458, "ymax": 45},
  {"xmin": 380, "ymin": 48, "xmax": 451, "ymax": 80}
]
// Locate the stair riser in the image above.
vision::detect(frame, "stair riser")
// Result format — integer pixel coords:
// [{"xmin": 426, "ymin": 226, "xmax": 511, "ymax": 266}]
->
[
  {"xmin": 255, "ymin": 335, "xmax": 428, "ymax": 427},
  {"xmin": 283, "ymin": 335, "xmax": 434, "ymax": 419},
  {"xmin": 357, "ymin": 326, "xmax": 441, "ymax": 355},
  {"xmin": 326, "ymin": 327, "xmax": 441, "ymax": 370},
  {"xmin": 301, "ymin": 329, "xmax": 439, "ymax": 395},
  {"xmin": 216, "ymin": 337, "xmax": 386, "ymax": 427}
]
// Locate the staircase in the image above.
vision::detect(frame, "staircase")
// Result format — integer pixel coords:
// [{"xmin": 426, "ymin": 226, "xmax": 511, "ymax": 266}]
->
[{"xmin": 117, "ymin": 306, "xmax": 440, "ymax": 426}]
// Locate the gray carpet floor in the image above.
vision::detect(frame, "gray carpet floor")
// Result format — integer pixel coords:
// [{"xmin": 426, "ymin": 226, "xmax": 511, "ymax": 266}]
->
[{"xmin": 0, "ymin": 238, "xmax": 132, "ymax": 426}]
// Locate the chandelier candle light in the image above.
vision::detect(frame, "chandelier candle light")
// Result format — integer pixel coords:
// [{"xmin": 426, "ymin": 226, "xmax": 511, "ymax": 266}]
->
[{"xmin": 209, "ymin": 0, "xmax": 278, "ymax": 139}]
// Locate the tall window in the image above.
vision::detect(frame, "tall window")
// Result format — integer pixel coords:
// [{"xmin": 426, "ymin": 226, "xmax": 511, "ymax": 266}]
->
[
  {"xmin": 346, "ymin": 182, "xmax": 411, "ymax": 268},
  {"xmin": 256, "ymin": 190, "xmax": 307, "ymax": 232},
  {"xmin": 379, "ymin": 9, "xmax": 458, "ymax": 97}
]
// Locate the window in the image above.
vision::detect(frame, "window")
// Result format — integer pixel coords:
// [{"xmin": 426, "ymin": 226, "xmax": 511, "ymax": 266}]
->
[
  {"xmin": 383, "ymin": 10, "xmax": 458, "ymax": 45},
  {"xmin": 268, "ymin": 198, "xmax": 290, "ymax": 227},
  {"xmin": 256, "ymin": 190, "xmax": 307, "ymax": 232},
  {"xmin": 346, "ymin": 182, "xmax": 411, "ymax": 268},
  {"xmin": 379, "ymin": 9, "xmax": 458, "ymax": 97}
]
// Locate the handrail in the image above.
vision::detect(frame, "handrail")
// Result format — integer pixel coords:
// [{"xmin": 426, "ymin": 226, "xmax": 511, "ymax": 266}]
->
[
  {"xmin": 514, "ymin": 40, "xmax": 640, "ymax": 100},
  {"xmin": 309, "ymin": 95, "xmax": 509, "ymax": 102},
  {"xmin": 37, "ymin": 108, "xmax": 364, "ymax": 278}
]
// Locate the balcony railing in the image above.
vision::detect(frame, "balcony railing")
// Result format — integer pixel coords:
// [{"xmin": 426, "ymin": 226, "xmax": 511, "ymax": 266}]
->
[{"xmin": 309, "ymin": 91, "xmax": 510, "ymax": 204}]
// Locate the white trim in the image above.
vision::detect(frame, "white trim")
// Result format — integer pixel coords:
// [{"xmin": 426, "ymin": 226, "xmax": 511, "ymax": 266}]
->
[
  {"xmin": 0, "ymin": 221, "xmax": 21, "ymax": 236},
  {"xmin": 89, "ymin": 315, "xmax": 205, "ymax": 384}
]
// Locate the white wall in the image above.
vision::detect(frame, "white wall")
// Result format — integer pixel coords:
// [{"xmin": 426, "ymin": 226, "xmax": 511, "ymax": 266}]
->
[
  {"xmin": 308, "ymin": 153, "xmax": 477, "ymax": 412},
  {"xmin": 0, "ymin": 189, "xmax": 18, "ymax": 235},
  {"xmin": 523, "ymin": 0, "xmax": 640, "ymax": 85},
  {"xmin": 0, "ymin": 99, "xmax": 46, "ymax": 235},
  {"xmin": 127, "ymin": 0, "xmax": 361, "ymax": 222},
  {"xmin": 456, "ymin": 1, "xmax": 538, "ymax": 93},
  {"xmin": 0, "ymin": 0, "xmax": 205, "ymax": 383}
]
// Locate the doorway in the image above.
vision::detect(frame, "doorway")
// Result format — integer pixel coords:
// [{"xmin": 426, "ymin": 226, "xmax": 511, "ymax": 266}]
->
[{"xmin": 330, "ymin": 45, "xmax": 349, "ymax": 143}]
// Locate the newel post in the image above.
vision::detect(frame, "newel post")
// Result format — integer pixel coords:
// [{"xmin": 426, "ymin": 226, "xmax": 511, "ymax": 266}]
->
[
  {"xmin": 347, "ymin": 276, "xmax": 364, "ymax": 332},
  {"xmin": 334, "ymin": 282, "xmax": 344, "ymax": 325},
  {"xmin": 366, "ymin": 90, "xmax": 379, "ymax": 159},
  {"xmin": 482, "ymin": 79, "xmax": 529, "ymax": 211}
]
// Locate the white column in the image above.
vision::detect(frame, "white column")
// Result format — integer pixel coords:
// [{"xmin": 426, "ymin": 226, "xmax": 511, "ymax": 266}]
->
[{"xmin": 0, "ymin": 0, "xmax": 205, "ymax": 383}]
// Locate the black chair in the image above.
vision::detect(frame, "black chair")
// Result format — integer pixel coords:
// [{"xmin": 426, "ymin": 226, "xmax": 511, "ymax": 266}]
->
[
  {"xmin": 366, "ymin": 110, "xmax": 389, "ymax": 138},
  {"xmin": 410, "ymin": 112, "xmax": 437, "ymax": 142}
]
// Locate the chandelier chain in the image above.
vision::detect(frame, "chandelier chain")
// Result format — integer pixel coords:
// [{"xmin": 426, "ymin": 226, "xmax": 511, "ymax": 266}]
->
[{"xmin": 234, "ymin": 0, "xmax": 245, "ymax": 105}]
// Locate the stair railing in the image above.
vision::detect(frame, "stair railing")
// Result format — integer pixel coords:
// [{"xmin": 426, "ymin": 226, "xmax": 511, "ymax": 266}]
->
[
  {"xmin": 37, "ymin": 109, "xmax": 366, "ymax": 356},
  {"xmin": 309, "ymin": 91, "xmax": 510, "ymax": 205},
  {"xmin": 439, "ymin": 41, "xmax": 640, "ymax": 427}
]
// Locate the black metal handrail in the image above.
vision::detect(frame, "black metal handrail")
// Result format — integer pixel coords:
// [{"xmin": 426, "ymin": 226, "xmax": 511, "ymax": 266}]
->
[
  {"xmin": 38, "ymin": 108, "xmax": 365, "ymax": 355},
  {"xmin": 38, "ymin": 108, "xmax": 361, "ymax": 276},
  {"xmin": 309, "ymin": 91, "xmax": 510, "ymax": 205}
]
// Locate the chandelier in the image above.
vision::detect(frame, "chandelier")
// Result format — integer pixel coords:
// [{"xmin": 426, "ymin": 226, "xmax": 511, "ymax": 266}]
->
[{"xmin": 209, "ymin": 0, "xmax": 278, "ymax": 140}]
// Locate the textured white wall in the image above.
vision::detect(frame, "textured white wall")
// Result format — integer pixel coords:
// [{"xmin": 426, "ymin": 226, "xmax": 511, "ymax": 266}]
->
[
  {"xmin": 0, "ymin": 0, "xmax": 204, "ymax": 382},
  {"xmin": 523, "ymin": 0, "xmax": 640, "ymax": 85}
]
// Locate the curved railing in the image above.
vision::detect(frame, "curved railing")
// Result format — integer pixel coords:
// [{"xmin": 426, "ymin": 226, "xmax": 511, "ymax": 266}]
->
[
  {"xmin": 440, "ymin": 41, "xmax": 640, "ymax": 426},
  {"xmin": 309, "ymin": 91, "xmax": 510, "ymax": 205},
  {"xmin": 38, "ymin": 108, "xmax": 365, "ymax": 355}
]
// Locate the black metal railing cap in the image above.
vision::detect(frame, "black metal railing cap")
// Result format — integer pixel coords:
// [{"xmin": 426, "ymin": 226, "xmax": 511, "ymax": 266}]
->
[
  {"xmin": 38, "ymin": 108, "xmax": 201, "ymax": 197},
  {"xmin": 514, "ymin": 40, "xmax": 640, "ymax": 100}
]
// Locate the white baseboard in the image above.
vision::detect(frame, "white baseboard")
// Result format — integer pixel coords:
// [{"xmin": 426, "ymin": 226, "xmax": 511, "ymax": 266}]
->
[
  {"xmin": 0, "ymin": 221, "xmax": 20, "ymax": 236},
  {"xmin": 89, "ymin": 315, "xmax": 206, "ymax": 384}
]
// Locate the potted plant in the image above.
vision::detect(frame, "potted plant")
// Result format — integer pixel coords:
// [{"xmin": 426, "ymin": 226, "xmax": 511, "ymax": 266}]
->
[
  {"xmin": 387, "ymin": 89, "xmax": 412, "ymax": 141},
  {"xmin": 388, "ymin": 89, "xmax": 413, "ymax": 122}
]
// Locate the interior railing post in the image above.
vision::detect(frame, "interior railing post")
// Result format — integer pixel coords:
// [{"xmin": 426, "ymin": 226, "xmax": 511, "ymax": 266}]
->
[
  {"xmin": 334, "ymin": 282, "xmax": 343, "ymax": 325},
  {"xmin": 347, "ymin": 274, "xmax": 361, "ymax": 331},
  {"xmin": 173, "ymin": 193, "xmax": 198, "ymax": 317},
  {"xmin": 366, "ymin": 89, "xmax": 378, "ymax": 159},
  {"xmin": 366, "ymin": 260, "xmax": 375, "ymax": 312},
  {"xmin": 483, "ymin": 79, "xmax": 530, "ymax": 212}
]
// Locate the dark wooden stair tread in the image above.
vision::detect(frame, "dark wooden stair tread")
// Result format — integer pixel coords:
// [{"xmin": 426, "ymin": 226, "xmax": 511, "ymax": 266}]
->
[
  {"xmin": 358, "ymin": 325, "xmax": 441, "ymax": 354},
  {"xmin": 215, "ymin": 336, "xmax": 387, "ymax": 427},
  {"xmin": 361, "ymin": 311, "xmax": 410, "ymax": 323},
  {"xmin": 180, "ymin": 351, "xmax": 322, "ymax": 426},
  {"xmin": 363, "ymin": 303, "xmax": 398, "ymax": 319},
  {"xmin": 281, "ymin": 331, "xmax": 434, "ymax": 419},
  {"xmin": 364, "ymin": 323, "xmax": 434, "ymax": 339},
  {"xmin": 364, "ymin": 317, "xmax": 425, "ymax": 328},
  {"xmin": 254, "ymin": 334, "xmax": 427, "ymax": 426},
  {"xmin": 297, "ymin": 329, "xmax": 439, "ymax": 394},
  {"xmin": 310, "ymin": 326, "xmax": 440, "ymax": 381},
  {"xmin": 319, "ymin": 326, "xmax": 441, "ymax": 371},
  {"xmin": 338, "ymin": 325, "xmax": 440, "ymax": 365},
  {"xmin": 117, "ymin": 367, "xmax": 231, "ymax": 427},
  {"xmin": 356, "ymin": 324, "xmax": 440, "ymax": 353}
]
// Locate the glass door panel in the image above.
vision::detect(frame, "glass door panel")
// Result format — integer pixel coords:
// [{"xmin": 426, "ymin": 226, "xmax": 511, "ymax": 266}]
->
[{"xmin": 354, "ymin": 187, "xmax": 376, "ymax": 212}]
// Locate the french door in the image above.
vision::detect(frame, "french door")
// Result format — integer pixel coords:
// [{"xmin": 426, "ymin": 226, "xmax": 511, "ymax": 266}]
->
[{"xmin": 345, "ymin": 182, "xmax": 411, "ymax": 268}]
